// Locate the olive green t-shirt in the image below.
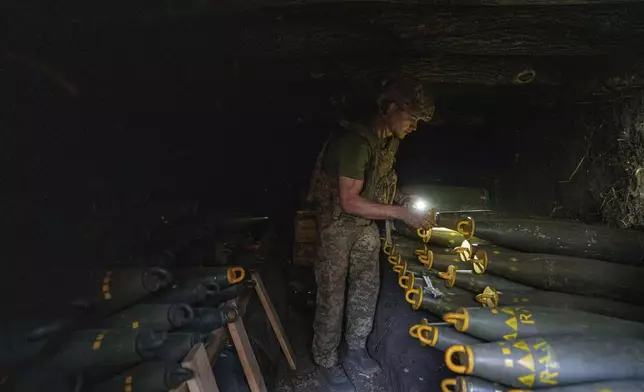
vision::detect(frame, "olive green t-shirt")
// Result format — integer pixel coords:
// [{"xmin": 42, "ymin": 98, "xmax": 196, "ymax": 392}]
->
[{"xmin": 323, "ymin": 130, "xmax": 373, "ymax": 182}]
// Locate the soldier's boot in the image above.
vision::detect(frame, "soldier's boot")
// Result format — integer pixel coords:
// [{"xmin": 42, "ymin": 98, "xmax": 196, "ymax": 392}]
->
[
  {"xmin": 341, "ymin": 348, "xmax": 380, "ymax": 375},
  {"xmin": 318, "ymin": 364, "xmax": 355, "ymax": 392}
]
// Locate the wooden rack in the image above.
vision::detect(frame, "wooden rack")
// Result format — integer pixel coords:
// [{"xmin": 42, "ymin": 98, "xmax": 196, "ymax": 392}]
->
[{"xmin": 171, "ymin": 272, "xmax": 296, "ymax": 392}]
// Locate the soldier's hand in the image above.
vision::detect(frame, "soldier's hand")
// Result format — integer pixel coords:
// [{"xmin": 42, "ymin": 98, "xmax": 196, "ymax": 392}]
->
[{"xmin": 401, "ymin": 208, "xmax": 429, "ymax": 229}]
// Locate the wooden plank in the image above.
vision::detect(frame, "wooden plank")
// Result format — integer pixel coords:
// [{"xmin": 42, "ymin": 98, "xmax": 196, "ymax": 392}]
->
[
  {"xmin": 206, "ymin": 327, "xmax": 230, "ymax": 364},
  {"xmin": 251, "ymin": 272, "xmax": 297, "ymax": 371},
  {"xmin": 182, "ymin": 343, "xmax": 221, "ymax": 392},
  {"xmin": 228, "ymin": 303, "xmax": 268, "ymax": 392},
  {"xmin": 206, "ymin": 287, "xmax": 253, "ymax": 363}
]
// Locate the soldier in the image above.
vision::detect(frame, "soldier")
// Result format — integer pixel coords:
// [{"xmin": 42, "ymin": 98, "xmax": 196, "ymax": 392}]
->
[{"xmin": 307, "ymin": 79, "xmax": 435, "ymax": 391}]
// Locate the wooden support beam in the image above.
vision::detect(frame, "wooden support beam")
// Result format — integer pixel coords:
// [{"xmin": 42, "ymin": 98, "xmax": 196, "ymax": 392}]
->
[
  {"xmin": 181, "ymin": 344, "xmax": 221, "ymax": 392},
  {"xmin": 206, "ymin": 289, "xmax": 252, "ymax": 363},
  {"xmin": 251, "ymin": 272, "xmax": 297, "ymax": 371},
  {"xmin": 228, "ymin": 298, "xmax": 269, "ymax": 392}
]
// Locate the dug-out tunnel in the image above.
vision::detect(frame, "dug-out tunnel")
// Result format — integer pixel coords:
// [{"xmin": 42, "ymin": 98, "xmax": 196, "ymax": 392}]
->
[{"xmin": 3, "ymin": 1, "xmax": 644, "ymax": 392}]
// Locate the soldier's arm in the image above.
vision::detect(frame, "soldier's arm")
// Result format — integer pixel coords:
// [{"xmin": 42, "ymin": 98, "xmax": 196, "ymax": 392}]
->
[{"xmin": 338, "ymin": 176, "xmax": 412, "ymax": 222}]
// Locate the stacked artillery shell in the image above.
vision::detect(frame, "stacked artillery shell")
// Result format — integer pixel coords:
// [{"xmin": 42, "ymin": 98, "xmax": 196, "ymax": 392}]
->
[
  {"xmin": 405, "ymin": 284, "xmax": 480, "ymax": 316},
  {"xmin": 98, "ymin": 303, "xmax": 194, "ymax": 331},
  {"xmin": 439, "ymin": 265, "xmax": 533, "ymax": 293},
  {"xmin": 409, "ymin": 320, "xmax": 483, "ymax": 351},
  {"xmin": 477, "ymin": 287, "xmax": 644, "ymax": 323},
  {"xmin": 171, "ymin": 266, "xmax": 247, "ymax": 291},
  {"xmin": 201, "ymin": 282, "xmax": 248, "ymax": 307},
  {"xmin": 471, "ymin": 215, "xmax": 644, "ymax": 265},
  {"xmin": 0, "ymin": 366, "xmax": 83, "ymax": 392},
  {"xmin": 427, "ymin": 228, "xmax": 488, "ymax": 248},
  {"xmin": 506, "ymin": 380, "xmax": 644, "ymax": 391},
  {"xmin": 51, "ymin": 328, "xmax": 166, "ymax": 379},
  {"xmin": 0, "ymin": 318, "xmax": 69, "ymax": 366},
  {"xmin": 444, "ymin": 336, "xmax": 644, "ymax": 389},
  {"xmin": 395, "ymin": 221, "xmax": 488, "ymax": 248},
  {"xmin": 72, "ymin": 267, "xmax": 173, "ymax": 314},
  {"xmin": 150, "ymin": 280, "xmax": 216, "ymax": 305},
  {"xmin": 443, "ymin": 306, "xmax": 644, "ymax": 342},
  {"xmin": 442, "ymin": 376, "xmax": 507, "ymax": 392},
  {"xmin": 154, "ymin": 333, "xmax": 213, "ymax": 362},
  {"xmin": 179, "ymin": 307, "xmax": 239, "ymax": 333},
  {"xmin": 469, "ymin": 244, "xmax": 644, "ymax": 304},
  {"xmin": 89, "ymin": 361, "xmax": 194, "ymax": 392}
]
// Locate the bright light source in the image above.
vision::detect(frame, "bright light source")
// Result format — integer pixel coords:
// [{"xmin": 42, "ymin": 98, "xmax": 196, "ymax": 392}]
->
[{"xmin": 412, "ymin": 199, "xmax": 429, "ymax": 212}]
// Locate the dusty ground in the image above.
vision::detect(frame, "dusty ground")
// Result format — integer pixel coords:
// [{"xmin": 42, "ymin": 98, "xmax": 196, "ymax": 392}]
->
[{"xmin": 275, "ymin": 258, "xmax": 450, "ymax": 392}]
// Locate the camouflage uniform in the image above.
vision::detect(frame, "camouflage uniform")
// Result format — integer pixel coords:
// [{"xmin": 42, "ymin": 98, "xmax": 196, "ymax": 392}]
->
[{"xmin": 308, "ymin": 121, "xmax": 399, "ymax": 368}]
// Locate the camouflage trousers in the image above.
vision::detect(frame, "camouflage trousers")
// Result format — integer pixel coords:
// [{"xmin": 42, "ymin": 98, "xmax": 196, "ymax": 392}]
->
[{"xmin": 312, "ymin": 219, "xmax": 380, "ymax": 368}]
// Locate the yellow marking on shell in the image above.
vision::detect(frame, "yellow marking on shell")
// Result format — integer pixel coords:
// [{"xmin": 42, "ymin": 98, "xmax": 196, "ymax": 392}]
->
[
  {"xmin": 518, "ymin": 353, "xmax": 535, "ymax": 372},
  {"xmin": 93, "ymin": 341, "xmax": 101, "ymax": 350},
  {"xmin": 520, "ymin": 313, "xmax": 535, "ymax": 325},
  {"xmin": 449, "ymin": 232, "xmax": 457, "ymax": 236},
  {"xmin": 104, "ymin": 292, "xmax": 112, "ymax": 300},
  {"xmin": 491, "ymin": 308, "xmax": 498, "ymax": 314},
  {"xmin": 510, "ymin": 266, "xmax": 519, "ymax": 272},
  {"xmin": 502, "ymin": 347, "xmax": 511, "ymax": 355},
  {"xmin": 510, "ymin": 257, "xmax": 518, "ymax": 262},
  {"xmin": 506, "ymin": 317, "xmax": 518, "ymax": 331},
  {"xmin": 533, "ymin": 341, "xmax": 548, "ymax": 350},
  {"xmin": 493, "ymin": 250, "xmax": 501, "ymax": 255},
  {"xmin": 503, "ymin": 332, "xmax": 518, "ymax": 340},
  {"xmin": 598, "ymin": 389, "xmax": 612, "ymax": 392},
  {"xmin": 132, "ymin": 321, "xmax": 140, "ymax": 329},
  {"xmin": 539, "ymin": 370, "xmax": 559, "ymax": 385},
  {"xmin": 449, "ymin": 240, "xmax": 455, "ymax": 244},
  {"xmin": 505, "ymin": 359, "xmax": 514, "ymax": 368},
  {"xmin": 513, "ymin": 341, "xmax": 530, "ymax": 352},
  {"xmin": 452, "ymin": 258, "xmax": 460, "ymax": 262},
  {"xmin": 538, "ymin": 355, "xmax": 554, "ymax": 365},
  {"xmin": 518, "ymin": 374, "xmax": 535, "ymax": 388},
  {"xmin": 501, "ymin": 308, "xmax": 516, "ymax": 316}
]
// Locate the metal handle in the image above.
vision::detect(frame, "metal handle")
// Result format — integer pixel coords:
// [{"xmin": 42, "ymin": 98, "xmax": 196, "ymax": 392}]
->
[
  {"xmin": 226, "ymin": 267, "xmax": 246, "ymax": 284},
  {"xmin": 398, "ymin": 274, "xmax": 410, "ymax": 289},
  {"xmin": 405, "ymin": 284, "xmax": 423, "ymax": 310},
  {"xmin": 438, "ymin": 265, "xmax": 457, "ymax": 288},
  {"xmin": 472, "ymin": 250, "xmax": 488, "ymax": 275},
  {"xmin": 414, "ymin": 244, "xmax": 428, "ymax": 256},
  {"xmin": 475, "ymin": 286, "xmax": 500, "ymax": 308},
  {"xmin": 445, "ymin": 345, "xmax": 474, "ymax": 374},
  {"xmin": 456, "ymin": 218, "xmax": 475, "ymax": 240},
  {"xmin": 441, "ymin": 379, "xmax": 457, "ymax": 392},
  {"xmin": 417, "ymin": 227, "xmax": 432, "ymax": 243},
  {"xmin": 443, "ymin": 310, "xmax": 470, "ymax": 332},
  {"xmin": 388, "ymin": 253, "xmax": 401, "ymax": 266},
  {"xmin": 417, "ymin": 250, "xmax": 434, "ymax": 269},
  {"xmin": 383, "ymin": 242, "xmax": 395, "ymax": 256}
]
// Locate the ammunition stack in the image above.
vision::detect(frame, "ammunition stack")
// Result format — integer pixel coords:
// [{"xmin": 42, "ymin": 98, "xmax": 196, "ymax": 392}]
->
[
  {"xmin": 0, "ymin": 197, "xmax": 267, "ymax": 392},
  {"xmin": 386, "ymin": 213, "xmax": 644, "ymax": 392}
]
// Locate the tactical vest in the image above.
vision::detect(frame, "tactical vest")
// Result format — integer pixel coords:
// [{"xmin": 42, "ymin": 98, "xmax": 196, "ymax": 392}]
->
[{"xmin": 307, "ymin": 120, "xmax": 399, "ymax": 229}]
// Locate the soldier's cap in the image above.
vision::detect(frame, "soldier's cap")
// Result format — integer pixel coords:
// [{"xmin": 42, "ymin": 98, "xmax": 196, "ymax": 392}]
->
[{"xmin": 379, "ymin": 78, "xmax": 435, "ymax": 122}]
